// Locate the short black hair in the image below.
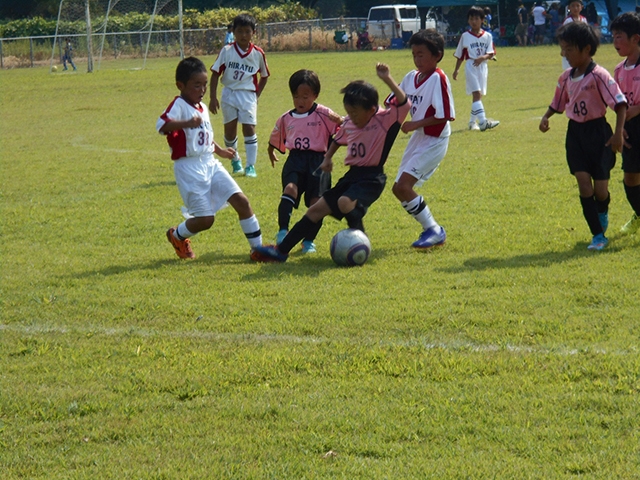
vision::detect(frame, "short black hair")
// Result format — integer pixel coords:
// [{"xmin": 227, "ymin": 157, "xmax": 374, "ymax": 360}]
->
[
  {"xmin": 610, "ymin": 12, "xmax": 640, "ymax": 38},
  {"xmin": 175, "ymin": 56, "xmax": 207, "ymax": 84},
  {"xmin": 233, "ymin": 13, "xmax": 257, "ymax": 32},
  {"xmin": 289, "ymin": 69, "xmax": 321, "ymax": 96},
  {"xmin": 409, "ymin": 29, "xmax": 445, "ymax": 62},
  {"xmin": 556, "ymin": 21, "xmax": 599, "ymax": 56},
  {"xmin": 467, "ymin": 6, "xmax": 485, "ymax": 19},
  {"xmin": 341, "ymin": 80, "xmax": 378, "ymax": 111}
]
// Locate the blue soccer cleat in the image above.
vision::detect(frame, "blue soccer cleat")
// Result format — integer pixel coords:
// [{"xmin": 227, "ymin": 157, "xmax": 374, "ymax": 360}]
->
[
  {"xmin": 231, "ymin": 157, "xmax": 243, "ymax": 174},
  {"xmin": 412, "ymin": 226, "xmax": 446, "ymax": 249},
  {"xmin": 275, "ymin": 229, "xmax": 288, "ymax": 245},
  {"xmin": 301, "ymin": 240, "xmax": 317, "ymax": 254},
  {"xmin": 250, "ymin": 245, "xmax": 288, "ymax": 263},
  {"xmin": 598, "ymin": 212, "xmax": 609, "ymax": 234},
  {"xmin": 244, "ymin": 165, "xmax": 257, "ymax": 177},
  {"xmin": 587, "ymin": 233, "xmax": 608, "ymax": 251}
]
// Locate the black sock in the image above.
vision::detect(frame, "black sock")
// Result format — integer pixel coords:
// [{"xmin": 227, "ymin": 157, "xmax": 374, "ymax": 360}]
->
[
  {"xmin": 580, "ymin": 195, "xmax": 603, "ymax": 236},
  {"xmin": 278, "ymin": 194, "xmax": 296, "ymax": 231},
  {"xmin": 624, "ymin": 183, "xmax": 640, "ymax": 216},
  {"xmin": 596, "ymin": 192, "xmax": 610, "ymax": 214},
  {"xmin": 303, "ymin": 218, "xmax": 323, "ymax": 243},
  {"xmin": 345, "ymin": 206, "xmax": 365, "ymax": 232},
  {"xmin": 279, "ymin": 216, "xmax": 317, "ymax": 254}
]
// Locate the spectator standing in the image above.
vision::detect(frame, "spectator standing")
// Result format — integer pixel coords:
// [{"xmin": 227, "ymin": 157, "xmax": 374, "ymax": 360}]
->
[{"xmin": 532, "ymin": 1, "xmax": 547, "ymax": 45}]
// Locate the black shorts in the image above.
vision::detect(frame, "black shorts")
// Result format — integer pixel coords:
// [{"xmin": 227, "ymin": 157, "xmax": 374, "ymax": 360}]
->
[
  {"xmin": 322, "ymin": 166, "xmax": 386, "ymax": 220},
  {"xmin": 282, "ymin": 150, "xmax": 329, "ymax": 208},
  {"xmin": 565, "ymin": 118, "xmax": 615, "ymax": 180},
  {"xmin": 622, "ymin": 116, "xmax": 640, "ymax": 173}
]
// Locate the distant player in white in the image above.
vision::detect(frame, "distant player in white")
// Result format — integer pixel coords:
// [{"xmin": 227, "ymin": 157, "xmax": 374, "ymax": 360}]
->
[
  {"xmin": 561, "ymin": 0, "xmax": 587, "ymax": 69},
  {"xmin": 395, "ymin": 29, "xmax": 455, "ymax": 249},
  {"xmin": 453, "ymin": 6, "xmax": 499, "ymax": 131},
  {"xmin": 157, "ymin": 56, "xmax": 263, "ymax": 260},
  {"xmin": 209, "ymin": 13, "xmax": 269, "ymax": 177}
]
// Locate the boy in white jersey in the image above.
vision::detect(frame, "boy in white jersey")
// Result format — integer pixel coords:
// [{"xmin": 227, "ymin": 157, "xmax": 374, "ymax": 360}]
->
[
  {"xmin": 209, "ymin": 14, "xmax": 269, "ymax": 178},
  {"xmin": 453, "ymin": 6, "xmax": 499, "ymax": 132},
  {"xmin": 395, "ymin": 29, "xmax": 455, "ymax": 249},
  {"xmin": 540, "ymin": 22, "xmax": 627, "ymax": 251},
  {"xmin": 268, "ymin": 69, "xmax": 343, "ymax": 254},
  {"xmin": 561, "ymin": 0, "xmax": 587, "ymax": 69},
  {"xmin": 612, "ymin": 12, "xmax": 640, "ymax": 234},
  {"xmin": 251, "ymin": 63, "xmax": 411, "ymax": 263},
  {"xmin": 157, "ymin": 57, "xmax": 263, "ymax": 260}
]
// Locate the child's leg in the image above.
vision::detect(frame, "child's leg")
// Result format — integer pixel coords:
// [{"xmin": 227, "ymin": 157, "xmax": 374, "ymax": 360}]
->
[
  {"xmin": 242, "ymin": 123, "xmax": 258, "ymax": 169},
  {"xmin": 278, "ymin": 198, "xmax": 331, "ymax": 254},
  {"xmin": 392, "ymin": 175, "xmax": 438, "ymax": 231},
  {"xmin": 471, "ymin": 91, "xmax": 485, "ymax": 124},
  {"xmin": 302, "ymin": 196, "xmax": 322, "ymax": 244},
  {"xmin": 227, "ymin": 192, "xmax": 262, "ymax": 248},
  {"xmin": 278, "ymin": 184, "xmax": 298, "ymax": 232},
  {"xmin": 575, "ymin": 172, "xmax": 604, "ymax": 236},
  {"xmin": 223, "ymin": 120, "xmax": 242, "ymax": 171},
  {"xmin": 624, "ymin": 172, "xmax": 640, "ymax": 216},
  {"xmin": 168, "ymin": 216, "xmax": 215, "ymax": 259}
]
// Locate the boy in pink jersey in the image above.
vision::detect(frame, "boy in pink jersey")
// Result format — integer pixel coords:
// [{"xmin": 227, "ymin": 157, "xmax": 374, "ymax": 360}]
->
[
  {"xmin": 540, "ymin": 22, "xmax": 627, "ymax": 251},
  {"xmin": 209, "ymin": 14, "xmax": 269, "ymax": 178},
  {"xmin": 268, "ymin": 69, "xmax": 343, "ymax": 254},
  {"xmin": 453, "ymin": 6, "xmax": 499, "ymax": 132},
  {"xmin": 395, "ymin": 29, "xmax": 455, "ymax": 249},
  {"xmin": 157, "ymin": 57, "xmax": 263, "ymax": 260},
  {"xmin": 251, "ymin": 63, "xmax": 411, "ymax": 263},
  {"xmin": 612, "ymin": 12, "xmax": 640, "ymax": 234}
]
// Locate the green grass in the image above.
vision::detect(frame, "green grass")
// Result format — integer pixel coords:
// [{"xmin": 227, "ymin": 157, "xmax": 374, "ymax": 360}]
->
[{"xmin": 2, "ymin": 47, "xmax": 640, "ymax": 478}]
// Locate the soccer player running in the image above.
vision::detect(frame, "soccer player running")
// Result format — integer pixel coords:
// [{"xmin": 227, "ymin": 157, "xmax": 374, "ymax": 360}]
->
[
  {"xmin": 251, "ymin": 63, "xmax": 411, "ymax": 263},
  {"xmin": 539, "ymin": 22, "xmax": 627, "ymax": 251},
  {"xmin": 393, "ymin": 29, "xmax": 455, "ymax": 249}
]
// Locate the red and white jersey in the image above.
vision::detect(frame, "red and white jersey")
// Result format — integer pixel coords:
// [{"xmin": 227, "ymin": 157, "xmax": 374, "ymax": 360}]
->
[
  {"xmin": 211, "ymin": 42, "xmax": 270, "ymax": 91},
  {"xmin": 550, "ymin": 62, "xmax": 626, "ymax": 123},
  {"xmin": 400, "ymin": 68, "xmax": 455, "ymax": 138},
  {"xmin": 156, "ymin": 96, "xmax": 214, "ymax": 161},
  {"xmin": 453, "ymin": 29, "xmax": 495, "ymax": 61},
  {"xmin": 269, "ymin": 103, "xmax": 340, "ymax": 154},
  {"xmin": 563, "ymin": 15, "xmax": 587, "ymax": 25},
  {"xmin": 333, "ymin": 95, "xmax": 411, "ymax": 168},
  {"xmin": 614, "ymin": 58, "xmax": 640, "ymax": 108}
]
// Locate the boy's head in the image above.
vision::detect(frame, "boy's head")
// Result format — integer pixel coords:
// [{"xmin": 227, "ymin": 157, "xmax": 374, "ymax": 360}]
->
[
  {"xmin": 567, "ymin": 0, "xmax": 583, "ymax": 14},
  {"xmin": 232, "ymin": 13, "xmax": 257, "ymax": 49},
  {"xmin": 341, "ymin": 80, "xmax": 378, "ymax": 128},
  {"xmin": 467, "ymin": 6, "xmax": 485, "ymax": 20},
  {"xmin": 557, "ymin": 21, "xmax": 599, "ymax": 56},
  {"xmin": 409, "ymin": 29, "xmax": 445, "ymax": 64},
  {"xmin": 611, "ymin": 12, "xmax": 640, "ymax": 39},
  {"xmin": 175, "ymin": 56, "xmax": 208, "ymax": 104},
  {"xmin": 289, "ymin": 69, "xmax": 320, "ymax": 114},
  {"xmin": 233, "ymin": 13, "xmax": 257, "ymax": 32}
]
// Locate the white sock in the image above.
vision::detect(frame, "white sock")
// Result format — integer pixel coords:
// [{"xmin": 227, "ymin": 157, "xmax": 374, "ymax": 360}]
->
[
  {"xmin": 472, "ymin": 100, "xmax": 486, "ymax": 124},
  {"xmin": 244, "ymin": 134, "xmax": 258, "ymax": 167},
  {"xmin": 239, "ymin": 214, "xmax": 262, "ymax": 248},
  {"xmin": 224, "ymin": 136, "xmax": 240, "ymax": 161},
  {"xmin": 176, "ymin": 222, "xmax": 195, "ymax": 239},
  {"xmin": 402, "ymin": 196, "xmax": 437, "ymax": 230}
]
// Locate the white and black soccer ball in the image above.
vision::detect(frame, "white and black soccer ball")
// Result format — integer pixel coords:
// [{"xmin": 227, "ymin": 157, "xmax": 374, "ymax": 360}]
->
[{"xmin": 330, "ymin": 229, "xmax": 371, "ymax": 267}]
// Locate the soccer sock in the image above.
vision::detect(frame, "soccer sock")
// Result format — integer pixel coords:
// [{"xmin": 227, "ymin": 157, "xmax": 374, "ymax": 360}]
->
[
  {"xmin": 239, "ymin": 215, "xmax": 262, "ymax": 248},
  {"xmin": 596, "ymin": 192, "xmax": 610, "ymax": 214},
  {"xmin": 303, "ymin": 218, "xmax": 323, "ymax": 243},
  {"xmin": 224, "ymin": 136, "xmax": 240, "ymax": 161},
  {"xmin": 244, "ymin": 134, "xmax": 258, "ymax": 167},
  {"xmin": 278, "ymin": 194, "xmax": 296, "ymax": 231},
  {"xmin": 279, "ymin": 215, "xmax": 317, "ymax": 254},
  {"xmin": 624, "ymin": 183, "xmax": 640, "ymax": 216},
  {"xmin": 402, "ymin": 196, "xmax": 437, "ymax": 230},
  {"xmin": 472, "ymin": 100, "xmax": 486, "ymax": 124},
  {"xmin": 345, "ymin": 206, "xmax": 365, "ymax": 232},
  {"xmin": 580, "ymin": 195, "xmax": 603, "ymax": 236},
  {"xmin": 176, "ymin": 222, "xmax": 195, "ymax": 240}
]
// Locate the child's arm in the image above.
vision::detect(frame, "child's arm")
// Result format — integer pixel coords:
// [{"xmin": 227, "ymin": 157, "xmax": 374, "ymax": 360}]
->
[
  {"xmin": 401, "ymin": 117, "xmax": 447, "ymax": 134},
  {"xmin": 257, "ymin": 76, "xmax": 268, "ymax": 98},
  {"xmin": 319, "ymin": 140, "xmax": 340, "ymax": 173},
  {"xmin": 473, "ymin": 52, "xmax": 495, "ymax": 67},
  {"xmin": 452, "ymin": 57, "xmax": 464, "ymax": 81},
  {"xmin": 606, "ymin": 103, "xmax": 629, "ymax": 152},
  {"xmin": 539, "ymin": 107, "xmax": 556, "ymax": 132},
  {"xmin": 376, "ymin": 63, "xmax": 407, "ymax": 105},
  {"xmin": 158, "ymin": 115, "xmax": 202, "ymax": 134},
  {"xmin": 267, "ymin": 144, "xmax": 279, "ymax": 167},
  {"xmin": 213, "ymin": 140, "xmax": 235, "ymax": 159},
  {"xmin": 208, "ymin": 71, "xmax": 221, "ymax": 114}
]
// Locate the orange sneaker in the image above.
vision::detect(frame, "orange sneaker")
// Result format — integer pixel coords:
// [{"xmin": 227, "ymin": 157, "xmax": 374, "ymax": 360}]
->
[{"xmin": 166, "ymin": 227, "xmax": 195, "ymax": 259}]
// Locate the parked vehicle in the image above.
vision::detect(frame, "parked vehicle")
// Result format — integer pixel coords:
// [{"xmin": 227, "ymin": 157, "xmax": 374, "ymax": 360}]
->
[{"xmin": 366, "ymin": 5, "xmax": 433, "ymax": 39}]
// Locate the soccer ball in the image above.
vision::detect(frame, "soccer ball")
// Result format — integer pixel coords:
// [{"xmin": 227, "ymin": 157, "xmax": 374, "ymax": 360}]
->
[
  {"xmin": 51, "ymin": 65, "xmax": 58, "ymax": 72},
  {"xmin": 330, "ymin": 229, "xmax": 371, "ymax": 267}
]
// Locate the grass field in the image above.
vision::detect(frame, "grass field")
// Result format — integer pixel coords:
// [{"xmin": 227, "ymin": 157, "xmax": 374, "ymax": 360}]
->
[{"xmin": 2, "ymin": 45, "xmax": 640, "ymax": 478}]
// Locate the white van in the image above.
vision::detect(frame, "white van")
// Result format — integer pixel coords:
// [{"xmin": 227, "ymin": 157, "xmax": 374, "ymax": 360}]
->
[{"xmin": 367, "ymin": 5, "xmax": 433, "ymax": 39}]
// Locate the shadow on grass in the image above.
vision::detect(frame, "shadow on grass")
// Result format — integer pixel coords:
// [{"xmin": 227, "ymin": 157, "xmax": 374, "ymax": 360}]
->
[
  {"xmin": 134, "ymin": 180, "xmax": 175, "ymax": 189},
  {"xmin": 439, "ymin": 241, "xmax": 622, "ymax": 273}
]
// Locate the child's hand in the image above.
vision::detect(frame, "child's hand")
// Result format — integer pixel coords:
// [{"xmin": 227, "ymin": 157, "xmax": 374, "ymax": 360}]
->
[
  {"xmin": 605, "ymin": 132, "xmax": 625, "ymax": 153},
  {"xmin": 329, "ymin": 111, "xmax": 344, "ymax": 125},
  {"xmin": 452, "ymin": 70, "xmax": 459, "ymax": 81},
  {"xmin": 268, "ymin": 149, "xmax": 278, "ymax": 168},
  {"xmin": 539, "ymin": 117, "xmax": 550, "ymax": 133},
  {"xmin": 401, "ymin": 120, "xmax": 418, "ymax": 134},
  {"xmin": 216, "ymin": 146, "xmax": 236, "ymax": 159},
  {"xmin": 376, "ymin": 63, "xmax": 391, "ymax": 81},
  {"xmin": 472, "ymin": 57, "xmax": 485, "ymax": 67},
  {"xmin": 187, "ymin": 115, "xmax": 203, "ymax": 128},
  {"xmin": 209, "ymin": 98, "xmax": 220, "ymax": 115},
  {"xmin": 319, "ymin": 156, "xmax": 333, "ymax": 173}
]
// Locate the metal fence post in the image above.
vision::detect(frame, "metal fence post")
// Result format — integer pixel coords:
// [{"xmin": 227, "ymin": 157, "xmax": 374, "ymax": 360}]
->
[{"xmin": 0, "ymin": 39, "xmax": 3, "ymax": 69}]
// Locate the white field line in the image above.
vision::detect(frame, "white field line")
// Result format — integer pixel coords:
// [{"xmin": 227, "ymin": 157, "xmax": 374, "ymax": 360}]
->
[{"xmin": 0, "ymin": 323, "xmax": 635, "ymax": 356}]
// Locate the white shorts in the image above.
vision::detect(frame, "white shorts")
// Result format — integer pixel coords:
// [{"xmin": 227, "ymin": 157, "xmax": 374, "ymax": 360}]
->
[
  {"xmin": 221, "ymin": 88, "xmax": 258, "ymax": 125},
  {"xmin": 465, "ymin": 60, "xmax": 488, "ymax": 96},
  {"xmin": 174, "ymin": 154, "xmax": 242, "ymax": 217},
  {"xmin": 395, "ymin": 134, "xmax": 449, "ymax": 188}
]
